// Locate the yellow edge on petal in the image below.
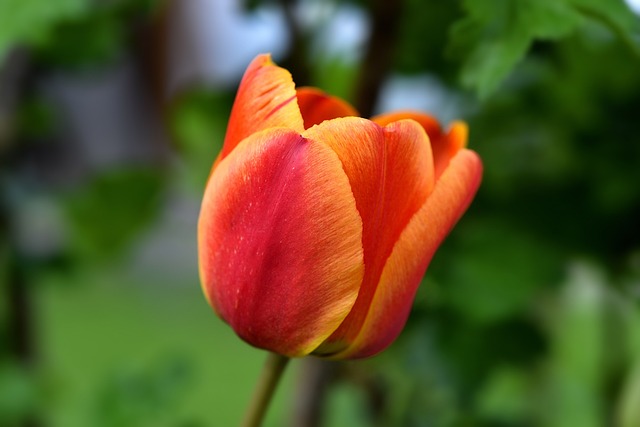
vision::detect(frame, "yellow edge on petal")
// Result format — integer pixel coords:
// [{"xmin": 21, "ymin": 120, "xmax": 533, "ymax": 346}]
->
[
  {"xmin": 448, "ymin": 121, "xmax": 468, "ymax": 150},
  {"xmin": 329, "ymin": 149, "xmax": 482, "ymax": 359}
]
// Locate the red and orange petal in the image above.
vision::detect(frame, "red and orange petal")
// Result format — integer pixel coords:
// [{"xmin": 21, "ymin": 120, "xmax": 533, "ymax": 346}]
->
[
  {"xmin": 373, "ymin": 111, "xmax": 468, "ymax": 179},
  {"xmin": 332, "ymin": 149, "xmax": 483, "ymax": 359},
  {"xmin": 217, "ymin": 54, "xmax": 304, "ymax": 164},
  {"xmin": 296, "ymin": 87, "xmax": 358, "ymax": 129},
  {"xmin": 198, "ymin": 127, "xmax": 365, "ymax": 357},
  {"xmin": 304, "ymin": 117, "xmax": 435, "ymax": 355}
]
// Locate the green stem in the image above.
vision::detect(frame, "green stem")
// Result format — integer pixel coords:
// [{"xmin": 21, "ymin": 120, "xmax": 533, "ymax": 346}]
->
[{"xmin": 241, "ymin": 353, "xmax": 290, "ymax": 427}]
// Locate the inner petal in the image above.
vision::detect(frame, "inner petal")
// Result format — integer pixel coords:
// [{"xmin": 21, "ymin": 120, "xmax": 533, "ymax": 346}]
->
[
  {"xmin": 373, "ymin": 111, "xmax": 467, "ymax": 179},
  {"xmin": 303, "ymin": 117, "xmax": 434, "ymax": 352},
  {"xmin": 296, "ymin": 87, "xmax": 358, "ymax": 129}
]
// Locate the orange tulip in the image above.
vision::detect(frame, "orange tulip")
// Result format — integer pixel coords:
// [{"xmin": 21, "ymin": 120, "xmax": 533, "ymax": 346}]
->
[{"xmin": 198, "ymin": 54, "xmax": 482, "ymax": 359}]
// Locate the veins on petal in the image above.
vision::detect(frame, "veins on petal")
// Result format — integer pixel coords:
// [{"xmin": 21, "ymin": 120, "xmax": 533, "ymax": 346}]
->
[{"xmin": 265, "ymin": 95, "xmax": 297, "ymax": 120}]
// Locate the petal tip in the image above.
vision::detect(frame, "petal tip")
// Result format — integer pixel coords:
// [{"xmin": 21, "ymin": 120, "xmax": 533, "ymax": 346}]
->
[{"xmin": 448, "ymin": 121, "xmax": 469, "ymax": 150}]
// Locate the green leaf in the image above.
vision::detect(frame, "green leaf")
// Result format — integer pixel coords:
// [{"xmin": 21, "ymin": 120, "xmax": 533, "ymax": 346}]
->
[
  {"xmin": 540, "ymin": 261, "xmax": 625, "ymax": 427},
  {"xmin": 34, "ymin": 8, "xmax": 126, "ymax": 68},
  {"xmin": 617, "ymin": 303, "xmax": 640, "ymax": 427},
  {"xmin": 449, "ymin": 0, "xmax": 639, "ymax": 98},
  {"xmin": 571, "ymin": 0, "xmax": 640, "ymax": 54},
  {"xmin": 0, "ymin": 0, "xmax": 89, "ymax": 61}
]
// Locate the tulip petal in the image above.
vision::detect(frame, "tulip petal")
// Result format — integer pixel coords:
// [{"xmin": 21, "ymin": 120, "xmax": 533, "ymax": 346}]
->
[
  {"xmin": 218, "ymin": 54, "xmax": 304, "ymax": 163},
  {"xmin": 296, "ymin": 87, "xmax": 358, "ymax": 129},
  {"xmin": 303, "ymin": 117, "xmax": 435, "ymax": 354},
  {"xmin": 332, "ymin": 149, "xmax": 482, "ymax": 359},
  {"xmin": 199, "ymin": 127, "xmax": 364, "ymax": 357},
  {"xmin": 373, "ymin": 111, "xmax": 467, "ymax": 179}
]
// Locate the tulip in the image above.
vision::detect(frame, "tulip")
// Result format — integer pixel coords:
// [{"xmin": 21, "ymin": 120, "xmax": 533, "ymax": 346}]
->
[{"xmin": 198, "ymin": 54, "xmax": 482, "ymax": 360}]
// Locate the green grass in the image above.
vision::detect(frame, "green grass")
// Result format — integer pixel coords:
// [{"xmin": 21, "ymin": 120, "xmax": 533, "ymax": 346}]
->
[{"xmin": 38, "ymin": 272, "xmax": 296, "ymax": 427}]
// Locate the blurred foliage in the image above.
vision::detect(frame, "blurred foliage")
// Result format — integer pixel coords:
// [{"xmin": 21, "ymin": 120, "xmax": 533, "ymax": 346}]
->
[
  {"xmin": 34, "ymin": 6, "xmax": 128, "ymax": 69},
  {"xmin": 448, "ymin": 0, "xmax": 640, "ymax": 97},
  {"xmin": 62, "ymin": 168, "xmax": 165, "ymax": 261},
  {"xmin": 0, "ymin": 361, "xmax": 42, "ymax": 424},
  {"xmin": 395, "ymin": 0, "xmax": 462, "ymax": 81},
  {"xmin": 15, "ymin": 97, "xmax": 56, "ymax": 139},
  {"xmin": 310, "ymin": 58, "xmax": 360, "ymax": 106},
  {"xmin": 373, "ymin": 261, "xmax": 640, "ymax": 427},
  {"xmin": 0, "ymin": 0, "xmax": 159, "ymax": 65},
  {"xmin": 89, "ymin": 358, "xmax": 194, "ymax": 427},
  {"xmin": 1, "ymin": 0, "xmax": 640, "ymax": 426},
  {"xmin": 168, "ymin": 90, "xmax": 232, "ymax": 187},
  {"xmin": 0, "ymin": 0, "xmax": 89, "ymax": 61}
]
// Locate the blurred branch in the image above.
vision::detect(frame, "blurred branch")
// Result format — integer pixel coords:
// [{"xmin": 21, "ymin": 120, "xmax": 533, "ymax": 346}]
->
[
  {"xmin": 290, "ymin": 359, "xmax": 337, "ymax": 427},
  {"xmin": 136, "ymin": 0, "xmax": 172, "ymax": 107},
  {"xmin": 341, "ymin": 363, "xmax": 388, "ymax": 427},
  {"xmin": 6, "ymin": 258, "xmax": 37, "ymax": 367},
  {"xmin": 0, "ymin": 48, "xmax": 31, "ymax": 152},
  {"xmin": 0, "ymin": 48, "xmax": 42, "ymax": 427},
  {"xmin": 0, "ymin": 47, "xmax": 36, "ymax": 365},
  {"xmin": 278, "ymin": 0, "xmax": 311, "ymax": 87},
  {"xmin": 291, "ymin": 359, "xmax": 389, "ymax": 427},
  {"xmin": 354, "ymin": 0, "xmax": 403, "ymax": 117}
]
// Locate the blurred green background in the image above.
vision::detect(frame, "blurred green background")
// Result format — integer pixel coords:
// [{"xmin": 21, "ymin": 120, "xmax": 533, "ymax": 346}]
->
[{"xmin": 1, "ymin": 0, "xmax": 640, "ymax": 426}]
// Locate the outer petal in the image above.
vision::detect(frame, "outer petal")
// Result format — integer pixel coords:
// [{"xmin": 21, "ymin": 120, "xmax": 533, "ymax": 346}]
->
[
  {"xmin": 303, "ymin": 117, "xmax": 435, "ymax": 355},
  {"xmin": 373, "ymin": 111, "xmax": 467, "ymax": 179},
  {"xmin": 296, "ymin": 87, "xmax": 358, "ymax": 129},
  {"xmin": 218, "ymin": 54, "xmax": 304, "ymax": 163},
  {"xmin": 198, "ymin": 127, "xmax": 364, "ymax": 357},
  {"xmin": 332, "ymin": 149, "xmax": 482, "ymax": 359}
]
